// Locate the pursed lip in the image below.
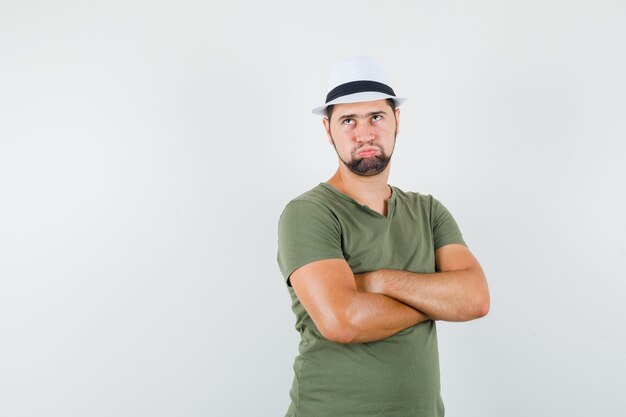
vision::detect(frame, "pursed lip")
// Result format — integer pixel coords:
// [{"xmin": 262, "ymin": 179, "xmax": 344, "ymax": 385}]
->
[{"xmin": 356, "ymin": 147, "xmax": 380, "ymax": 156}]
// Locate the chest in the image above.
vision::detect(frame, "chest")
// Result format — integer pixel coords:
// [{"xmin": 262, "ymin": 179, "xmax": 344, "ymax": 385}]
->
[{"xmin": 338, "ymin": 207, "xmax": 437, "ymax": 274}]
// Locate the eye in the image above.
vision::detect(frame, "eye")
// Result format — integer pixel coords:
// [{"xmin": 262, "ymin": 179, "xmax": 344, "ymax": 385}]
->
[
  {"xmin": 372, "ymin": 114, "xmax": 383, "ymax": 122},
  {"xmin": 341, "ymin": 118, "xmax": 354, "ymax": 125}
]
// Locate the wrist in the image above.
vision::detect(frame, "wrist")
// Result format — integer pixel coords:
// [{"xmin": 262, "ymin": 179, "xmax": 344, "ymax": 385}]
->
[{"xmin": 373, "ymin": 269, "xmax": 388, "ymax": 293}]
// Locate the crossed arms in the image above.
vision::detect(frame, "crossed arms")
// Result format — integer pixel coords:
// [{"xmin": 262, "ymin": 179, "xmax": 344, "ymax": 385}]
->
[{"xmin": 289, "ymin": 243, "xmax": 490, "ymax": 344}]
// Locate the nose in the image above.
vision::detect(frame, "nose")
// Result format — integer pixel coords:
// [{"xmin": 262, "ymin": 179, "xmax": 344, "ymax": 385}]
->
[{"xmin": 355, "ymin": 123, "xmax": 374, "ymax": 142}]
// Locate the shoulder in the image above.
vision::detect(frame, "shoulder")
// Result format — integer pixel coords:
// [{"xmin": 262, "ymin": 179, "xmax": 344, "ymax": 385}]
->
[
  {"xmin": 281, "ymin": 183, "xmax": 329, "ymax": 211},
  {"xmin": 391, "ymin": 185, "xmax": 440, "ymax": 211},
  {"xmin": 391, "ymin": 186, "xmax": 459, "ymax": 231},
  {"xmin": 279, "ymin": 184, "xmax": 339, "ymax": 218},
  {"xmin": 286, "ymin": 183, "xmax": 331, "ymax": 206},
  {"xmin": 278, "ymin": 184, "xmax": 341, "ymax": 230}
]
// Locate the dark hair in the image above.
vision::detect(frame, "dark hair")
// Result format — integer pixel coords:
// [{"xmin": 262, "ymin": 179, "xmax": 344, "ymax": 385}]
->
[{"xmin": 326, "ymin": 98, "xmax": 397, "ymax": 121}]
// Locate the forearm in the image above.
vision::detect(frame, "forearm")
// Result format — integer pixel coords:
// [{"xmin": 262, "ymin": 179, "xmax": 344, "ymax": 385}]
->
[
  {"xmin": 369, "ymin": 268, "xmax": 490, "ymax": 322},
  {"xmin": 335, "ymin": 291, "xmax": 430, "ymax": 344}
]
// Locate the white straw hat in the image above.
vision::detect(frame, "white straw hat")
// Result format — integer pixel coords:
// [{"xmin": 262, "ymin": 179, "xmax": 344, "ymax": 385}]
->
[{"xmin": 312, "ymin": 56, "xmax": 407, "ymax": 115}]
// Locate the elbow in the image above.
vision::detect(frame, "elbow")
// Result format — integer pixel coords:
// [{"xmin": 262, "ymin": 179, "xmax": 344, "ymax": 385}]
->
[
  {"xmin": 475, "ymin": 298, "xmax": 490, "ymax": 318},
  {"xmin": 454, "ymin": 304, "xmax": 488, "ymax": 322},
  {"xmin": 470, "ymin": 291, "xmax": 490, "ymax": 319},
  {"xmin": 455, "ymin": 293, "xmax": 490, "ymax": 322},
  {"xmin": 469, "ymin": 272, "xmax": 490, "ymax": 319},
  {"xmin": 322, "ymin": 329, "xmax": 356, "ymax": 344},
  {"xmin": 317, "ymin": 314, "xmax": 360, "ymax": 344}
]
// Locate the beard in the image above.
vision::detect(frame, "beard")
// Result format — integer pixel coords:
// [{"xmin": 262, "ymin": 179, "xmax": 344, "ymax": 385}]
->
[
  {"xmin": 344, "ymin": 147, "xmax": 390, "ymax": 176},
  {"xmin": 330, "ymin": 134, "xmax": 396, "ymax": 177}
]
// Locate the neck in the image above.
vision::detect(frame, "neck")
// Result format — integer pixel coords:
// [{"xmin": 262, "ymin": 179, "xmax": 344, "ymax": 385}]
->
[{"xmin": 326, "ymin": 162, "xmax": 392, "ymax": 206}]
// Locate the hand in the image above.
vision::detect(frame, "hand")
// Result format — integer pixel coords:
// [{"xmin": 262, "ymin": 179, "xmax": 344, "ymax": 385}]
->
[{"xmin": 353, "ymin": 270, "xmax": 384, "ymax": 293}]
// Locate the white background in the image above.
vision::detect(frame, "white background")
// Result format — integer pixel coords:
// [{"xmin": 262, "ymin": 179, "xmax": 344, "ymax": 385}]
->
[{"xmin": 1, "ymin": 1, "xmax": 625, "ymax": 416}]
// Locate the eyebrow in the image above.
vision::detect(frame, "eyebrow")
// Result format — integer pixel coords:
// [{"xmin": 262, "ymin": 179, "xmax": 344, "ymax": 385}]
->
[{"xmin": 337, "ymin": 110, "xmax": 387, "ymax": 121}]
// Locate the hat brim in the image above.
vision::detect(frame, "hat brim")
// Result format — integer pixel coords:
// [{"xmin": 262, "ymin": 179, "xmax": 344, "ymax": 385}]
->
[{"xmin": 312, "ymin": 92, "xmax": 407, "ymax": 115}]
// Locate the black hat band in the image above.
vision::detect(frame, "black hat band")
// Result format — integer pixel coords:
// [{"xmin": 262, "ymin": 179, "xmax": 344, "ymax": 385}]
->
[{"xmin": 325, "ymin": 80, "xmax": 396, "ymax": 104}]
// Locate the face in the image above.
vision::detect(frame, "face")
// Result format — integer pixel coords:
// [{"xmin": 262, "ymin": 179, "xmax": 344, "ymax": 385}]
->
[{"xmin": 323, "ymin": 99, "xmax": 400, "ymax": 176}]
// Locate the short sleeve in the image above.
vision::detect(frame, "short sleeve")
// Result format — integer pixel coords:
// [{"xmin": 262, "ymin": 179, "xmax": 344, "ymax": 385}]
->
[
  {"xmin": 277, "ymin": 200, "xmax": 344, "ymax": 287},
  {"xmin": 430, "ymin": 196, "xmax": 467, "ymax": 250}
]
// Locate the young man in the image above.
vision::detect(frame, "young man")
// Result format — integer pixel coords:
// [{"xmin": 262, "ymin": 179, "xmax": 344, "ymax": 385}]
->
[{"xmin": 277, "ymin": 56, "xmax": 490, "ymax": 417}]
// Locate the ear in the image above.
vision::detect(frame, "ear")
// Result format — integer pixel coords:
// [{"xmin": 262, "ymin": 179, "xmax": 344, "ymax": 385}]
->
[
  {"xmin": 322, "ymin": 117, "xmax": 333, "ymax": 144},
  {"xmin": 394, "ymin": 107, "xmax": 401, "ymax": 136}
]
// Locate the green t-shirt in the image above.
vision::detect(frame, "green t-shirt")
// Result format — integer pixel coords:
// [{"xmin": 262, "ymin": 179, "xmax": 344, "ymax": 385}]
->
[{"xmin": 277, "ymin": 182, "xmax": 466, "ymax": 417}]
